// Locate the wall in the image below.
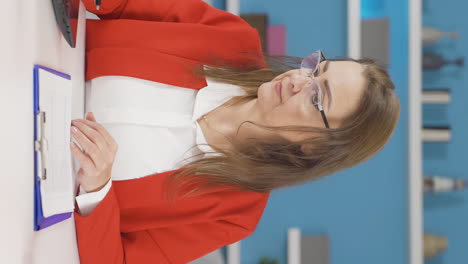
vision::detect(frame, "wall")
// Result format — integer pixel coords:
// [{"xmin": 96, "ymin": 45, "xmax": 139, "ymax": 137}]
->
[{"xmin": 234, "ymin": 0, "xmax": 409, "ymax": 263}]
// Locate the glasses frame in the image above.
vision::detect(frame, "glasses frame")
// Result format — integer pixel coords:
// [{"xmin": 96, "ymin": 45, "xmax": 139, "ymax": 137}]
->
[{"xmin": 300, "ymin": 50, "xmax": 330, "ymax": 129}]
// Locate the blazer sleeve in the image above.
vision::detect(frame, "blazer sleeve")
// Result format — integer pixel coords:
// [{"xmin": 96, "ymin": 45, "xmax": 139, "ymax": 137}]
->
[
  {"xmin": 83, "ymin": 0, "xmax": 250, "ymax": 29},
  {"xmin": 74, "ymin": 182, "xmax": 270, "ymax": 264},
  {"xmin": 83, "ymin": 0, "xmax": 267, "ymax": 74}
]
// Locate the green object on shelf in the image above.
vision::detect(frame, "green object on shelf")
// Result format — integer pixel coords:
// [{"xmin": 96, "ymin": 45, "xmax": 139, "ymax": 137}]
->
[{"xmin": 259, "ymin": 256, "xmax": 280, "ymax": 264}]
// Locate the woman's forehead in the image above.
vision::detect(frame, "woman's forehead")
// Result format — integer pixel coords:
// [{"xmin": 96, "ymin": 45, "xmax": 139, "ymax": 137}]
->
[{"xmin": 325, "ymin": 61, "xmax": 366, "ymax": 121}]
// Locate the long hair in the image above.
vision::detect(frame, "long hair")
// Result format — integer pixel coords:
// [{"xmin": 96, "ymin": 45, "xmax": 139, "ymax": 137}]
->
[{"xmin": 162, "ymin": 52, "xmax": 400, "ymax": 202}]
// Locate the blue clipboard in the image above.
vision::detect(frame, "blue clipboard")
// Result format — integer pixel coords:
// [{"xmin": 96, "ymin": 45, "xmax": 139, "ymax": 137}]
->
[{"xmin": 33, "ymin": 64, "xmax": 73, "ymax": 231}]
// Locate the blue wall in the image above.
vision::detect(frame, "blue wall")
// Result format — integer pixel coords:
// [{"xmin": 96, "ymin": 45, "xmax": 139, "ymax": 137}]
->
[
  {"xmin": 422, "ymin": 0, "xmax": 468, "ymax": 263},
  {"xmin": 232, "ymin": 0, "xmax": 410, "ymax": 264}
]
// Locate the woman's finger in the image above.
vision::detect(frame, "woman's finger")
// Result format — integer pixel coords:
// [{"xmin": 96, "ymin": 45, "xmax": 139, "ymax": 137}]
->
[
  {"xmin": 72, "ymin": 120, "xmax": 107, "ymax": 150},
  {"xmin": 71, "ymin": 123, "xmax": 106, "ymax": 168},
  {"xmin": 78, "ymin": 116, "xmax": 118, "ymax": 150},
  {"xmin": 70, "ymin": 140, "xmax": 95, "ymax": 173}
]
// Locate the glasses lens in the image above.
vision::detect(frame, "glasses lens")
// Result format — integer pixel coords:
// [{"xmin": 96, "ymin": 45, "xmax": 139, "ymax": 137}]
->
[
  {"xmin": 301, "ymin": 52, "xmax": 321, "ymax": 76},
  {"xmin": 305, "ymin": 79, "xmax": 323, "ymax": 108}
]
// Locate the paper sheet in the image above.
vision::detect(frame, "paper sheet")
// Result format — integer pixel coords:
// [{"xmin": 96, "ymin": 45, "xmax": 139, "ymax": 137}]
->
[{"xmin": 37, "ymin": 67, "xmax": 74, "ymax": 217}]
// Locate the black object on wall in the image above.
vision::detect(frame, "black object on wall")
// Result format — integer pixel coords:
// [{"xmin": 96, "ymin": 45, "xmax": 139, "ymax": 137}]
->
[{"xmin": 240, "ymin": 13, "xmax": 268, "ymax": 52}]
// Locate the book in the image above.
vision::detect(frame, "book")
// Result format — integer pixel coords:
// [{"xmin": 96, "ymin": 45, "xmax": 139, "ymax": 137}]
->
[
  {"xmin": 267, "ymin": 25, "xmax": 287, "ymax": 56},
  {"xmin": 422, "ymin": 90, "xmax": 450, "ymax": 104},
  {"xmin": 422, "ymin": 127, "xmax": 451, "ymax": 142}
]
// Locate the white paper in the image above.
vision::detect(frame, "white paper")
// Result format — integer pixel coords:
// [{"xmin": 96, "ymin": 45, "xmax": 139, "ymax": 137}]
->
[{"xmin": 37, "ymin": 68, "xmax": 74, "ymax": 217}]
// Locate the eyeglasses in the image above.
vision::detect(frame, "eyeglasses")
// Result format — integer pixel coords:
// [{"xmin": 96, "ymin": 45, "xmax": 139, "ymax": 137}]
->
[{"xmin": 300, "ymin": 50, "xmax": 330, "ymax": 129}]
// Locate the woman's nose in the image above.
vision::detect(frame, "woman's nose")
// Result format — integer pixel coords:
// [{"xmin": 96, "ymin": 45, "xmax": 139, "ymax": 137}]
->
[{"xmin": 290, "ymin": 73, "xmax": 312, "ymax": 93}]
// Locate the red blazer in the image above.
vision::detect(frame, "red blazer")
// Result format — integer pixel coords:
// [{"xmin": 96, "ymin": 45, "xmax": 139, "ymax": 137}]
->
[{"xmin": 74, "ymin": 1, "xmax": 270, "ymax": 263}]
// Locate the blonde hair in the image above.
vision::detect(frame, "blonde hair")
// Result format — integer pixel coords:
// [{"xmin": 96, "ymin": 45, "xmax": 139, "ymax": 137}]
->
[{"xmin": 162, "ymin": 52, "xmax": 400, "ymax": 202}]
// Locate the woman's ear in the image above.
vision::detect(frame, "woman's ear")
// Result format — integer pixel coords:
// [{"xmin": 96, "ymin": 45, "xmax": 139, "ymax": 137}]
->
[
  {"xmin": 299, "ymin": 139, "xmax": 323, "ymax": 156},
  {"xmin": 300, "ymin": 144, "xmax": 312, "ymax": 155}
]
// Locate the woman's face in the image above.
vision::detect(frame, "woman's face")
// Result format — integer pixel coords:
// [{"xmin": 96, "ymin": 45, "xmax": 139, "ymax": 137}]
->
[{"xmin": 256, "ymin": 60, "xmax": 367, "ymax": 142}]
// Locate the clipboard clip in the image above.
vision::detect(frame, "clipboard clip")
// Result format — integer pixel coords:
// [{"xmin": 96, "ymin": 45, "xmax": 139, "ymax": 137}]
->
[{"xmin": 34, "ymin": 111, "xmax": 48, "ymax": 180}]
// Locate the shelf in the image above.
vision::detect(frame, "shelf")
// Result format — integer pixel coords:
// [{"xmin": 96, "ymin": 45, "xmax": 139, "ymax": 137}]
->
[
  {"xmin": 347, "ymin": 0, "xmax": 361, "ymax": 59},
  {"xmin": 409, "ymin": 0, "xmax": 423, "ymax": 263}
]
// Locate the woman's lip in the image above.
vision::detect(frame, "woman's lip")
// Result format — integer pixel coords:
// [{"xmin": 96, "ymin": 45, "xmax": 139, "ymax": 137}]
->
[{"xmin": 275, "ymin": 82, "xmax": 282, "ymax": 100}]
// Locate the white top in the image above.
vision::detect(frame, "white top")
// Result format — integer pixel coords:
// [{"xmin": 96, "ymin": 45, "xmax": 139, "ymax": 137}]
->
[{"xmin": 74, "ymin": 75, "xmax": 247, "ymax": 216}]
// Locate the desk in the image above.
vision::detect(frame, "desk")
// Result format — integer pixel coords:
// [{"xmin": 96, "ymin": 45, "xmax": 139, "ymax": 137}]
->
[{"xmin": 0, "ymin": 1, "xmax": 86, "ymax": 263}]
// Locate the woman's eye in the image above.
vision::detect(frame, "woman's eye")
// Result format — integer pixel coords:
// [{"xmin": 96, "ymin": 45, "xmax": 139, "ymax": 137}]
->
[
  {"xmin": 314, "ymin": 66, "xmax": 321, "ymax": 77},
  {"xmin": 311, "ymin": 94, "xmax": 319, "ymax": 106}
]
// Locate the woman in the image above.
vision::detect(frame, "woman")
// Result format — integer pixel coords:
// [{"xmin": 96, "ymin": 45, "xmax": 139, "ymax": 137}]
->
[{"xmin": 71, "ymin": 0, "xmax": 400, "ymax": 263}]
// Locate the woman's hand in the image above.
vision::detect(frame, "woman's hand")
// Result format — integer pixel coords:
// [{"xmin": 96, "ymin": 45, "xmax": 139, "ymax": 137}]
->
[{"xmin": 70, "ymin": 112, "xmax": 118, "ymax": 193}]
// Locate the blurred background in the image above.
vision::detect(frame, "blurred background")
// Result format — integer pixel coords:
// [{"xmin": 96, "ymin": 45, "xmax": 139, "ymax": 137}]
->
[{"xmin": 195, "ymin": 0, "xmax": 467, "ymax": 264}]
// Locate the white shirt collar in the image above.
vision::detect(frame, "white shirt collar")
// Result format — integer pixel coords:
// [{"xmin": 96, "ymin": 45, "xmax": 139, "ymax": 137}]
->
[{"xmin": 192, "ymin": 77, "xmax": 247, "ymax": 156}]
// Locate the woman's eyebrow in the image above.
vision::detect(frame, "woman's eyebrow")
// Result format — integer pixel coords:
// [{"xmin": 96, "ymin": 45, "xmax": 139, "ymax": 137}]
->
[{"xmin": 322, "ymin": 61, "xmax": 333, "ymax": 110}]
